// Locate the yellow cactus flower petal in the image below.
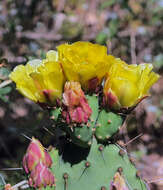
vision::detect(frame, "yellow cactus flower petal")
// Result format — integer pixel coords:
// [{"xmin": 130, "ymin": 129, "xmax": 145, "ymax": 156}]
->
[
  {"xmin": 30, "ymin": 56, "xmax": 64, "ymax": 102},
  {"xmin": 10, "ymin": 50, "xmax": 64, "ymax": 106},
  {"xmin": 104, "ymin": 60, "xmax": 160, "ymax": 110},
  {"xmin": 57, "ymin": 41, "xmax": 114, "ymax": 91},
  {"xmin": 10, "ymin": 64, "xmax": 43, "ymax": 102}
]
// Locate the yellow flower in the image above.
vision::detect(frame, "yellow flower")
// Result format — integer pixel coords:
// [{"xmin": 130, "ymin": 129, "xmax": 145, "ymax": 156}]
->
[
  {"xmin": 10, "ymin": 50, "xmax": 64, "ymax": 105},
  {"xmin": 103, "ymin": 59, "xmax": 160, "ymax": 110},
  {"xmin": 57, "ymin": 41, "xmax": 114, "ymax": 91}
]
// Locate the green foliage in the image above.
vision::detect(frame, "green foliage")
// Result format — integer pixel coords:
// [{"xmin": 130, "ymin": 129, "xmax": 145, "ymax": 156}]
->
[
  {"xmin": 0, "ymin": 66, "xmax": 12, "ymax": 102},
  {"xmin": 96, "ymin": 31, "xmax": 108, "ymax": 45},
  {"xmin": 108, "ymin": 19, "xmax": 119, "ymax": 38},
  {"xmin": 100, "ymin": 0, "xmax": 117, "ymax": 9},
  {"xmin": 154, "ymin": 54, "xmax": 163, "ymax": 70},
  {"xmin": 0, "ymin": 86, "xmax": 12, "ymax": 102},
  {"xmin": 0, "ymin": 67, "xmax": 10, "ymax": 80}
]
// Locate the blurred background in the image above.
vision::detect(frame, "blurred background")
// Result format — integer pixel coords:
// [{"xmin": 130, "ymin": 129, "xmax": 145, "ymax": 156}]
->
[{"xmin": 0, "ymin": 0, "xmax": 163, "ymax": 189}]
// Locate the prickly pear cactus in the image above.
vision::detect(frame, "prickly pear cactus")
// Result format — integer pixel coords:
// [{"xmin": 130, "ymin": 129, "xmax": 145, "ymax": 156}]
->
[{"xmin": 8, "ymin": 41, "xmax": 160, "ymax": 190}]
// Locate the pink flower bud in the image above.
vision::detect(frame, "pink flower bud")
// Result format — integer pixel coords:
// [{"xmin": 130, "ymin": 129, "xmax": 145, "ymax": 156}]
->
[
  {"xmin": 23, "ymin": 137, "xmax": 52, "ymax": 173},
  {"xmin": 62, "ymin": 82, "xmax": 92, "ymax": 123},
  {"xmin": 44, "ymin": 151, "xmax": 53, "ymax": 168},
  {"xmin": 29, "ymin": 162, "xmax": 55, "ymax": 188}
]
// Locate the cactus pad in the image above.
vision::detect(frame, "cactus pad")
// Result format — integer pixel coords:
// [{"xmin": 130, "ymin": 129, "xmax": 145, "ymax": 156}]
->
[
  {"xmin": 95, "ymin": 110, "xmax": 124, "ymax": 141},
  {"xmin": 47, "ymin": 139, "xmax": 147, "ymax": 190}
]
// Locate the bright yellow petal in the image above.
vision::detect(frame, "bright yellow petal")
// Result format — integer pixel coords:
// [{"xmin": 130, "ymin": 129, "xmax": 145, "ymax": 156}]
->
[
  {"xmin": 57, "ymin": 41, "xmax": 112, "ymax": 90},
  {"xmin": 111, "ymin": 78, "xmax": 139, "ymax": 107},
  {"xmin": 9, "ymin": 65, "xmax": 38, "ymax": 101}
]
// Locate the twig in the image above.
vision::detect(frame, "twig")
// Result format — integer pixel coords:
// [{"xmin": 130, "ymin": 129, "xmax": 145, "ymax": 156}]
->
[
  {"xmin": 0, "ymin": 168, "xmax": 23, "ymax": 171},
  {"xmin": 20, "ymin": 184, "xmax": 29, "ymax": 190},
  {"xmin": 43, "ymin": 127, "xmax": 55, "ymax": 136},
  {"xmin": 130, "ymin": 31, "xmax": 137, "ymax": 64},
  {"xmin": 124, "ymin": 133, "xmax": 143, "ymax": 146},
  {"xmin": 12, "ymin": 180, "xmax": 28, "ymax": 190},
  {"xmin": 0, "ymin": 174, "xmax": 6, "ymax": 185},
  {"xmin": 21, "ymin": 133, "xmax": 32, "ymax": 141},
  {"xmin": 16, "ymin": 31, "xmax": 62, "ymax": 41},
  {"xmin": 0, "ymin": 80, "xmax": 12, "ymax": 88},
  {"xmin": 147, "ymin": 178, "xmax": 163, "ymax": 184}
]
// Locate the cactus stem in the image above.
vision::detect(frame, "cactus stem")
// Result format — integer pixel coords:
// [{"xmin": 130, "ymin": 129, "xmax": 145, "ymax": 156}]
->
[{"xmin": 88, "ymin": 141, "xmax": 92, "ymax": 146}]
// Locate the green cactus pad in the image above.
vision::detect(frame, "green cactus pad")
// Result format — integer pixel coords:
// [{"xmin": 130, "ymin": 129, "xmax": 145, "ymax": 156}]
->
[
  {"xmin": 47, "ymin": 139, "xmax": 147, "ymax": 190},
  {"xmin": 95, "ymin": 110, "xmax": 124, "ymax": 141}
]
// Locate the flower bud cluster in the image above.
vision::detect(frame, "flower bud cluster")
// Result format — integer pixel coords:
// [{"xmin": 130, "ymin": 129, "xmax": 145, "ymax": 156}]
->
[
  {"xmin": 62, "ymin": 81, "xmax": 92, "ymax": 123},
  {"xmin": 23, "ymin": 137, "xmax": 55, "ymax": 189}
]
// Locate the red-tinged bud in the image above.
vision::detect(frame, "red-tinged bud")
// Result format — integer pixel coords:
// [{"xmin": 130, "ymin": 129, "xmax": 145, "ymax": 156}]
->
[
  {"xmin": 29, "ymin": 162, "xmax": 55, "ymax": 188},
  {"xmin": 44, "ymin": 151, "xmax": 53, "ymax": 168},
  {"xmin": 62, "ymin": 82, "xmax": 92, "ymax": 123},
  {"xmin": 23, "ymin": 137, "xmax": 52, "ymax": 173},
  {"xmin": 70, "ymin": 106, "xmax": 89, "ymax": 123},
  {"xmin": 103, "ymin": 90, "xmax": 120, "ymax": 110},
  {"xmin": 87, "ymin": 77, "xmax": 99, "ymax": 92}
]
